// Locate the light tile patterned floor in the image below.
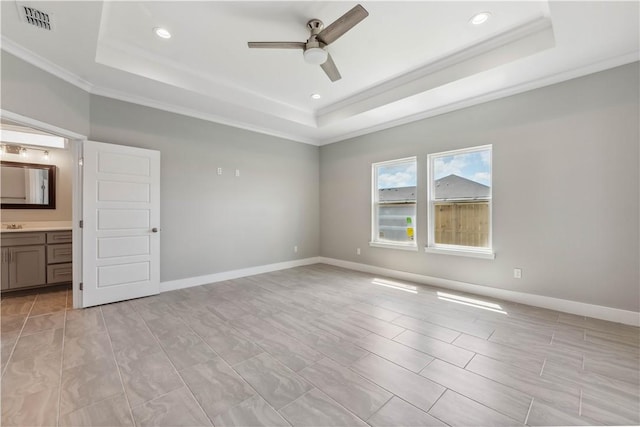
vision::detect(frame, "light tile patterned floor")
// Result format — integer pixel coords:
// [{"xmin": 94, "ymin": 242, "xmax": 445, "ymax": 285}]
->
[{"xmin": 1, "ymin": 264, "xmax": 638, "ymax": 426}]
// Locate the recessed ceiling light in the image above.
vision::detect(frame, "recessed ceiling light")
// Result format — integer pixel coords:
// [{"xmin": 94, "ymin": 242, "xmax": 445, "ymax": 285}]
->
[
  {"xmin": 310, "ymin": 93, "xmax": 322, "ymax": 100},
  {"xmin": 469, "ymin": 12, "xmax": 491, "ymax": 25},
  {"xmin": 154, "ymin": 27, "xmax": 171, "ymax": 39}
]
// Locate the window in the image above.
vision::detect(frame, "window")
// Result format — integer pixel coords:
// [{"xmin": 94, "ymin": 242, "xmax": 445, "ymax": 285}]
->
[
  {"xmin": 371, "ymin": 157, "xmax": 417, "ymax": 250},
  {"xmin": 427, "ymin": 145, "xmax": 493, "ymax": 258}
]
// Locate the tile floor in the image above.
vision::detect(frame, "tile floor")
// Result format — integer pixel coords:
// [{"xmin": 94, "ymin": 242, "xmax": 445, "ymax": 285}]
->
[{"xmin": 1, "ymin": 264, "xmax": 639, "ymax": 426}]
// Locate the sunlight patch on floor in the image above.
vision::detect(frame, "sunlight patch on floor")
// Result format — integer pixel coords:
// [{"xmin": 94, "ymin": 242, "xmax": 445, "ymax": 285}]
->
[
  {"xmin": 372, "ymin": 278, "xmax": 418, "ymax": 294},
  {"xmin": 437, "ymin": 291, "xmax": 507, "ymax": 314}
]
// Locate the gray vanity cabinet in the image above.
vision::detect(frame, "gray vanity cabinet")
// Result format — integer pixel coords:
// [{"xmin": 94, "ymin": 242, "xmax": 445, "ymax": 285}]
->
[
  {"xmin": 1, "ymin": 232, "xmax": 47, "ymax": 289},
  {"xmin": 1, "ymin": 231, "xmax": 71, "ymax": 290}
]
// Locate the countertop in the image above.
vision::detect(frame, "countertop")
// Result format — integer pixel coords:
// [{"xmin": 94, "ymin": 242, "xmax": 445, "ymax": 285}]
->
[
  {"xmin": 1, "ymin": 222, "xmax": 72, "ymax": 233},
  {"xmin": 1, "ymin": 227, "xmax": 72, "ymax": 233}
]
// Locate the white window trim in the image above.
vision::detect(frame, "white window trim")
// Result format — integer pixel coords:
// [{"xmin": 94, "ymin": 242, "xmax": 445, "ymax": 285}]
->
[
  {"xmin": 371, "ymin": 156, "xmax": 417, "ymax": 250},
  {"xmin": 426, "ymin": 145, "xmax": 494, "ymax": 258},
  {"xmin": 424, "ymin": 246, "xmax": 495, "ymax": 259},
  {"xmin": 370, "ymin": 241, "xmax": 419, "ymax": 251}
]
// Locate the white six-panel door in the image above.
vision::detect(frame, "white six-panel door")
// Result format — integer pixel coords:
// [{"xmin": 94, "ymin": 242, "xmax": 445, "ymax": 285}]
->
[{"xmin": 82, "ymin": 141, "xmax": 160, "ymax": 307}]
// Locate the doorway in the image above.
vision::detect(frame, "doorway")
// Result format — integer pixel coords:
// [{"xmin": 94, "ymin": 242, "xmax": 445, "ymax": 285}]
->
[
  {"xmin": 2, "ymin": 110, "xmax": 162, "ymax": 308},
  {"xmin": 1, "ymin": 110, "xmax": 84, "ymax": 308}
]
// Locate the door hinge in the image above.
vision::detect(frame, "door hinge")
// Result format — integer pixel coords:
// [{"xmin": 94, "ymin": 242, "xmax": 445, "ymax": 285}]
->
[
  {"xmin": 79, "ymin": 220, "xmax": 83, "ymax": 228},
  {"xmin": 79, "ymin": 282, "xmax": 83, "ymax": 291}
]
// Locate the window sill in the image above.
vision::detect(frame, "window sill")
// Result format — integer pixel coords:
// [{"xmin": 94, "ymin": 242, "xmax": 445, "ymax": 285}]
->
[
  {"xmin": 424, "ymin": 246, "xmax": 495, "ymax": 259},
  {"xmin": 370, "ymin": 241, "xmax": 418, "ymax": 252}
]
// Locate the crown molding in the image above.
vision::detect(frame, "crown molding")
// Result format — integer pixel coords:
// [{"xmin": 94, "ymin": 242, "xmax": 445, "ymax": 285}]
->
[
  {"xmin": 1, "ymin": 39, "xmax": 318, "ymax": 145},
  {"xmin": 1, "ymin": 36, "xmax": 93, "ymax": 92},
  {"xmin": 1, "ymin": 36, "xmax": 318, "ymax": 145},
  {"xmin": 317, "ymin": 16, "xmax": 554, "ymax": 124},
  {"xmin": 317, "ymin": 50, "xmax": 640, "ymax": 146},
  {"xmin": 90, "ymin": 85, "xmax": 319, "ymax": 146},
  {"xmin": 3, "ymin": 34, "xmax": 637, "ymax": 148},
  {"xmin": 95, "ymin": 37, "xmax": 315, "ymax": 128}
]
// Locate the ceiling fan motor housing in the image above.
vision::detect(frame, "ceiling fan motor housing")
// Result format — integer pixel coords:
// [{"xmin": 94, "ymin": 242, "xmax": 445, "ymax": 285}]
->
[{"xmin": 307, "ymin": 19, "xmax": 324, "ymax": 35}]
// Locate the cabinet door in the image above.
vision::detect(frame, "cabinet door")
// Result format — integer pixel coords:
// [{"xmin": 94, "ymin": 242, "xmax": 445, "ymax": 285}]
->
[
  {"xmin": 9, "ymin": 245, "xmax": 46, "ymax": 289},
  {"xmin": 1, "ymin": 248, "xmax": 9, "ymax": 291}
]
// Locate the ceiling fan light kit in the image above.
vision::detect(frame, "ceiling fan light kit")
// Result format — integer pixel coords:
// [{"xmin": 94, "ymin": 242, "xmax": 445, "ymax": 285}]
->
[
  {"xmin": 248, "ymin": 4, "xmax": 369, "ymax": 82},
  {"xmin": 304, "ymin": 46, "xmax": 328, "ymax": 65}
]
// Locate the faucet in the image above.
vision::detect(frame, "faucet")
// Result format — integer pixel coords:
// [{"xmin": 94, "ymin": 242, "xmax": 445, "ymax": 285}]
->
[{"xmin": 6, "ymin": 224, "xmax": 23, "ymax": 229}]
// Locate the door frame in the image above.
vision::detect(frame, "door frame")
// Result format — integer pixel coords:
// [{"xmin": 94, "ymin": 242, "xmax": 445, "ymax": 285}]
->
[{"xmin": 1, "ymin": 110, "xmax": 86, "ymax": 308}]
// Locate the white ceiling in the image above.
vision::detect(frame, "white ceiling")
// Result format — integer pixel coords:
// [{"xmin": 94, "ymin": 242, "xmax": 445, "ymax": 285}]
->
[{"xmin": 1, "ymin": 1, "xmax": 638, "ymax": 145}]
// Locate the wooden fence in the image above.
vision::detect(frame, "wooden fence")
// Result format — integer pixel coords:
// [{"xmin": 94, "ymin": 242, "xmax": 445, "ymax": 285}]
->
[{"xmin": 434, "ymin": 201, "xmax": 489, "ymax": 247}]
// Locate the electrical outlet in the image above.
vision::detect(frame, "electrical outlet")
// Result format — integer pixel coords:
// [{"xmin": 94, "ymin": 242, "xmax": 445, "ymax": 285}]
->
[
  {"xmin": 514, "ymin": 268, "xmax": 522, "ymax": 279},
  {"xmin": 217, "ymin": 167, "xmax": 222, "ymax": 175},
  {"xmin": 235, "ymin": 169, "xmax": 240, "ymax": 177},
  {"xmin": 294, "ymin": 246, "xmax": 298, "ymax": 253},
  {"xmin": 356, "ymin": 248, "xmax": 361, "ymax": 255}
]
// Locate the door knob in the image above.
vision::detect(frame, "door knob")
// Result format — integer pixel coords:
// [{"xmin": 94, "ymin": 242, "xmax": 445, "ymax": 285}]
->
[{"xmin": 151, "ymin": 228, "xmax": 159, "ymax": 233}]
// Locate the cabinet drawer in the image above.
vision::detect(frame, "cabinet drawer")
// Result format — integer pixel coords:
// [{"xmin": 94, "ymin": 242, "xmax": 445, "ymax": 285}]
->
[
  {"xmin": 47, "ymin": 244, "xmax": 72, "ymax": 264},
  {"xmin": 47, "ymin": 231, "xmax": 72, "ymax": 244},
  {"xmin": 1, "ymin": 232, "xmax": 46, "ymax": 247},
  {"xmin": 47, "ymin": 263, "xmax": 72, "ymax": 284}
]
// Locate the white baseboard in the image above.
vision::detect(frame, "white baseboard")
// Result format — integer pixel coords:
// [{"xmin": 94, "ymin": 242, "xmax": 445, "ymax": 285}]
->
[
  {"xmin": 318, "ymin": 257, "xmax": 640, "ymax": 327},
  {"xmin": 160, "ymin": 257, "xmax": 322, "ymax": 292}
]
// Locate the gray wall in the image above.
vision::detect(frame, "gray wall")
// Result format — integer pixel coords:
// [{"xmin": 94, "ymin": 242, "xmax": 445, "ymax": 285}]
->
[
  {"xmin": 1, "ymin": 52, "xmax": 319, "ymax": 284},
  {"xmin": 89, "ymin": 96, "xmax": 319, "ymax": 282},
  {"xmin": 3, "ymin": 49, "xmax": 638, "ymax": 311},
  {"xmin": 1, "ymin": 52, "xmax": 90, "ymax": 136},
  {"xmin": 320, "ymin": 62, "xmax": 640, "ymax": 312}
]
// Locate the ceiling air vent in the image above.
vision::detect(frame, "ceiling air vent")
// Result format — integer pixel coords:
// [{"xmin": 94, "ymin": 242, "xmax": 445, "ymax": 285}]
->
[{"xmin": 17, "ymin": 3, "xmax": 53, "ymax": 30}]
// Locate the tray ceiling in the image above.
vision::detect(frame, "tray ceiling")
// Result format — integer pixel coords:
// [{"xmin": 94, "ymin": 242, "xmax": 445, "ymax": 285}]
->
[{"xmin": 1, "ymin": 1, "xmax": 638, "ymax": 145}]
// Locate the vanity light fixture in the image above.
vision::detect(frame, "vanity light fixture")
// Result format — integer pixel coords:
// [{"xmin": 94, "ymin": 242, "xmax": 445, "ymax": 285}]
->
[
  {"xmin": 0, "ymin": 144, "xmax": 53, "ymax": 161},
  {"xmin": 469, "ymin": 11, "xmax": 491, "ymax": 25},
  {"xmin": 154, "ymin": 27, "xmax": 171, "ymax": 39}
]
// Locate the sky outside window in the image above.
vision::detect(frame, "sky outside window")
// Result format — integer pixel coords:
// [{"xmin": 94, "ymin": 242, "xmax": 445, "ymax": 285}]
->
[
  {"xmin": 433, "ymin": 149, "xmax": 491, "ymax": 186},
  {"xmin": 377, "ymin": 162, "xmax": 417, "ymax": 189}
]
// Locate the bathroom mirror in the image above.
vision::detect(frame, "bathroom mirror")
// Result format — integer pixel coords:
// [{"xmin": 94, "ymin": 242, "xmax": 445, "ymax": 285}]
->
[{"xmin": 0, "ymin": 161, "xmax": 56, "ymax": 209}]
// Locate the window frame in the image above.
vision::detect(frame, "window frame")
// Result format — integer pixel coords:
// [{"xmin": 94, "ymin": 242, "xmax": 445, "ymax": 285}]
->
[
  {"xmin": 426, "ymin": 145, "xmax": 495, "ymax": 259},
  {"xmin": 370, "ymin": 156, "xmax": 418, "ymax": 251}
]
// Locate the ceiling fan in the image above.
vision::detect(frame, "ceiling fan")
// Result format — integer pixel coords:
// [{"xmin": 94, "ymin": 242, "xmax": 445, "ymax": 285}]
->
[{"xmin": 248, "ymin": 4, "xmax": 369, "ymax": 82}]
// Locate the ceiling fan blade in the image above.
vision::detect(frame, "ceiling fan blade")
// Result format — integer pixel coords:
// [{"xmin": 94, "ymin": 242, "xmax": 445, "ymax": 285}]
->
[
  {"xmin": 320, "ymin": 53, "xmax": 341, "ymax": 82},
  {"xmin": 317, "ymin": 4, "xmax": 368, "ymax": 45},
  {"xmin": 247, "ymin": 42, "xmax": 305, "ymax": 49}
]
